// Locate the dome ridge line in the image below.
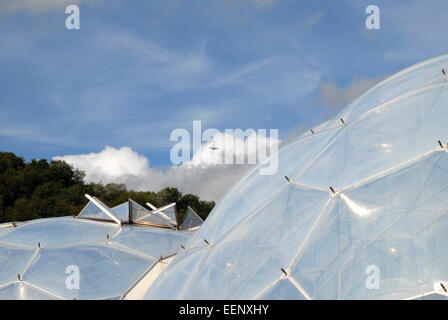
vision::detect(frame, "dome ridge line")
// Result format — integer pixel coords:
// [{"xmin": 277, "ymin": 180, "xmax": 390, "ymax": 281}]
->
[
  {"xmin": 287, "ymin": 197, "xmax": 333, "ymax": 270},
  {"xmin": 341, "ymin": 148, "xmax": 443, "ymax": 192}
]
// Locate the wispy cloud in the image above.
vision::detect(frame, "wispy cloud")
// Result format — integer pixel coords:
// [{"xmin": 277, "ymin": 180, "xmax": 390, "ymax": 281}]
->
[
  {"xmin": 0, "ymin": 126, "xmax": 76, "ymax": 146},
  {"xmin": 301, "ymin": 11, "xmax": 324, "ymax": 30},
  {"xmin": 247, "ymin": 0, "xmax": 276, "ymax": 9},
  {"xmin": 211, "ymin": 58, "xmax": 275, "ymax": 87},
  {"xmin": 212, "ymin": 55, "xmax": 323, "ymax": 107},
  {"xmin": 95, "ymin": 32, "xmax": 212, "ymax": 91},
  {"xmin": 98, "ymin": 33, "xmax": 211, "ymax": 74},
  {"xmin": 218, "ymin": 0, "xmax": 277, "ymax": 11}
]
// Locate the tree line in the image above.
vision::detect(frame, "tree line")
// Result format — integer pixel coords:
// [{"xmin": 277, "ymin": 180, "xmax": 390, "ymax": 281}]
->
[{"xmin": 0, "ymin": 152, "xmax": 215, "ymax": 224}]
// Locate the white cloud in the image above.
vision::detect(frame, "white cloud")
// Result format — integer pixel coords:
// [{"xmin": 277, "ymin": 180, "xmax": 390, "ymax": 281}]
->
[
  {"xmin": 187, "ymin": 131, "xmax": 279, "ymax": 167},
  {"xmin": 318, "ymin": 75, "xmax": 387, "ymax": 110},
  {"xmin": 54, "ymin": 146, "xmax": 150, "ymax": 178},
  {"xmin": 53, "ymin": 132, "xmax": 281, "ymax": 201}
]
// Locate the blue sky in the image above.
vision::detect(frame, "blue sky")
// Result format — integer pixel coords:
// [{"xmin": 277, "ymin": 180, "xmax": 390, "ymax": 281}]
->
[{"xmin": 1, "ymin": 0, "xmax": 448, "ymax": 167}]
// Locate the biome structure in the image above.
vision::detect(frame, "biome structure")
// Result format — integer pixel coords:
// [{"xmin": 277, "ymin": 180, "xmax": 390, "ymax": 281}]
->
[
  {"xmin": 0, "ymin": 195, "xmax": 202, "ymax": 299},
  {"xmin": 145, "ymin": 55, "xmax": 448, "ymax": 300}
]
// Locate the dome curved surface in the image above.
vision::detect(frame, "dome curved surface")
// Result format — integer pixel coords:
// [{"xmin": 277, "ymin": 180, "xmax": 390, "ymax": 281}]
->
[
  {"xmin": 145, "ymin": 54, "xmax": 448, "ymax": 300},
  {"xmin": 0, "ymin": 200, "xmax": 192, "ymax": 299}
]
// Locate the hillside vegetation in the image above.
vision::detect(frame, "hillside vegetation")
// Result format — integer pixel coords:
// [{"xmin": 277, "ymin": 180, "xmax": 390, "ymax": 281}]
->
[{"xmin": 0, "ymin": 152, "xmax": 215, "ymax": 223}]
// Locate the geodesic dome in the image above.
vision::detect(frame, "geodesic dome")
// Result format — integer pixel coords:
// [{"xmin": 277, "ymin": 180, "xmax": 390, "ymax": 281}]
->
[
  {"xmin": 0, "ymin": 196, "xmax": 200, "ymax": 299},
  {"xmin": 145, "ymin": 54, "xmax": 448, "ymax": 300}
]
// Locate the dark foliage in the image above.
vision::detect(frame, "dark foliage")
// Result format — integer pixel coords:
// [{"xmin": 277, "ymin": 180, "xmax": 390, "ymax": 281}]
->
[{"xmin": 0, "ymin": 152, "xmax": 215, "ymax": 224}]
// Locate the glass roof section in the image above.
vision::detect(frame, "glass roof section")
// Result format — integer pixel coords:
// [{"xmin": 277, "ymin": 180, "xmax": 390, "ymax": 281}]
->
[
  {"xmin": 0, "ymin": 282, "xmax": 58, "ymax": 300},
  {"xmin": 112, "ymin": 202, "xmax": 131, "ymax": 223},
  {"xmin": 132, "ymin": 201, "xmax": 177, "ymax": 228},
  {"xmin": 180, "ymin": 207, "xmax": 203, "ymax": 231},
  {"xmin": 78, "ymin": 195, "xmax": 121, "ymax": 224},
  {"xmin": 0, "ymin": 195, "xmax": 192, "ymax": 299}
]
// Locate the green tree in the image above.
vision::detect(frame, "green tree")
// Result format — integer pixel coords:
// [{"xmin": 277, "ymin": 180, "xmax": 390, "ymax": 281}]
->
[{"xmin": 0, "ymin": 151, "xmax": 215, "ymax": 223}]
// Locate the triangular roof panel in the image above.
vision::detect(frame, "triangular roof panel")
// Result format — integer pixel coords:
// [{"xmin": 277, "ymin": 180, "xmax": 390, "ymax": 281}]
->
[
  {"xmin": 131, "ymin": 200, "xmax": 175, "ymax": 228},
  {"xmin": 78, "ymin": 194, "xmax": 121, "ymax": 225},
  {"xmin": 180, "ymin": 207, "xmax": 203, "ymax": 231}
]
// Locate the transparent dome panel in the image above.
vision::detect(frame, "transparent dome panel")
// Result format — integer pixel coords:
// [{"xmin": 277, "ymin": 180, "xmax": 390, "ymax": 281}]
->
[
  {"xmin": 111, "ymin": 225, "xmax": 189, "ymax": 259},
  {"xmin": 0, "ymin": 244, "xmax": 36, "ymax": 285},
  {"xmin": 143, "ymin": 55, "xmax": 448, "ymax": 300},
  {"xmin": 297, "ymin": 84, "xmax": 448, "ymax": 189},
  {"xmin": 78, "ymin": 200, "xmax": 119, "ymax": 223},
  {"xmin": 180, "ymin": 207, "xmax": 203, "ymax": 231},
  {"xmin": 340, "ymin": 54, "xmax": 448, "ymax": 123},
  {"xmin": 157, "ymin": 205, "xmax": 177, "ymax": 225},
  {"xmin": 130, "ymin": 200, "xmax": 173, "ymax": 228},
  {"xmin": 290, "ymin": 151, "xmax": 448, "ymax": 299},
  {"xmin": 0, "ymin": 217, "xmax": 119, "ymax": 248},
  {"xmin": 144, "ymin": 247, "xmax": 205, "ymax": 300},
  {"xmin": 412, "ymin": 293, "xmax": 448, "ymax": 300},
  {"xmin": 340, "ymin": 151, "xmax": 448, "ymax": 212},
  {"xmin": 112, "ymin": 202, "xmax": 130, "ymax": 223},
  {"xmin": 193, "ymin": 128, "xmax": 338, "ymax": 247},
  {"xmin": 0, "ymin": 226, "xmax": 12, "ymax": 237},
  {"xmin": 255, "ymin": 279, "xmax": 306, "ymax": 300},
  {"xmin": 171, "ymin": 184, "xmax": 329, "ymax": 299},
  {"xmin": 0, "ymin": 282, "xmax": 58, "ymax": 300},
  {"xmin": 22, "ymin": 243, "xmax": 154, "ymax": 300}
]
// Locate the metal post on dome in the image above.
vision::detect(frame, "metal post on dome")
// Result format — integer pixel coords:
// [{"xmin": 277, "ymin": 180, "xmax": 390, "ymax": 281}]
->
[{"xmin": 281, "ymin": 268, "xmax": 288, "ymax": 277}]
